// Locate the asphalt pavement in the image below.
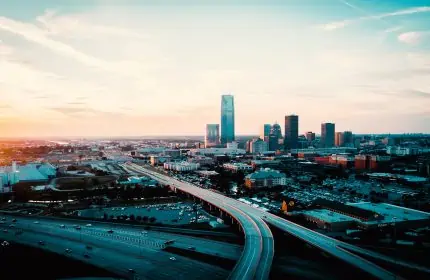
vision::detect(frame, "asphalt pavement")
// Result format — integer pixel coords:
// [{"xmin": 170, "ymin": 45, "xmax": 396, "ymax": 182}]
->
[{"xmin": 0, "ymin": 215, "xmax": 234, "ymax": 280}]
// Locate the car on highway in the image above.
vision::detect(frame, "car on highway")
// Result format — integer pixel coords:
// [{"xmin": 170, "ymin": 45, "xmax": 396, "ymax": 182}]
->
[
  {"xmin": 107, "ymin": 229, "xmax": 114, "ymax": 234},
  {"xmin": 60, "ymin": 224, "xmax": 66, "ymax": 228},
  {"xmin": 164, "ymin": 240, "xmax": 174, "ymax": 245},
  {"xmin": 11, "ymin": 219, "xmax": 17, "ymax": 222},
  {"xmin": 8, "ymin": 224, "xmax": 15, "ymax": 228},
  {"xmin": 86, "ymin": 224, "xmax": 92, "ymax": 227},
  {"xmin": 0, "ymin": 221, "xmax": 5, "ymax": 224},
  {"xmin": 86, "ymin": 245, "xmax": 93, "ymax": 250},
  {"xmin": 188, "ymin": 246, "xmax": 196, "ymax": 251},
  {"xmin": 38, "ymin": 241, "xmax": 45, "ymax": 246},
  {"xmin": 65, "ymin": 248, "xmax": 72, "ymax": 253},
  {"xmin": 141, "ymin": 231, "xmax": 148, "ymax": 234},
  {"xmin": 128, "ymin": 269, "xmax": 135, "ymax": 273},
  {"xmin": 169, "ymin": 257, "xmax": 176, "ymax": 261},
  {"xmin": 2, "ymin": 229, "xmax": 7, "ymax": 233},
  {"xmin": 1, "ymin": 241, "xmax": 9, "ymax": 246},
  {"xmin": 75, "ymin": 226, "xmax": 81, "ymax": 230},
  {"xmin": 83, "ymin": 254, "xmax": 90, "ymax": 259},
  {"xmin": 33, "ymin": 221, "xmax": 39, "ymax": 224},
  {"xmin": 1, "ymin": 217, "xmax": 6, "ymax": 221}
]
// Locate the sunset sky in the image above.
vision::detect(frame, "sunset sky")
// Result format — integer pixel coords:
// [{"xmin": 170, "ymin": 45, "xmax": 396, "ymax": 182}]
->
[{"xmin": 1, "ymin": 0, "xmax": 429, "ymax": 137}]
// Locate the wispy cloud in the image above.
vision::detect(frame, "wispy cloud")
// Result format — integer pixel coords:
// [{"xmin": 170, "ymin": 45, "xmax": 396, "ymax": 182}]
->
[
  {"xmin": 320, "ymin": 6, "xmax": 430, "ymax": 31},
  {"xmin": 0, "ymin": 16, "xmax": 113, "ymax": 71},
  {"xmin": 398, "ymin": 31, "xmax": 430, "ymax": 45}
]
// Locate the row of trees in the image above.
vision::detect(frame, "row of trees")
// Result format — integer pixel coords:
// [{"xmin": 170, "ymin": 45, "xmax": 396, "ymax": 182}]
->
[{"xmin": 102, "ymin": 213, "xmax": 157, "ymax": 223}]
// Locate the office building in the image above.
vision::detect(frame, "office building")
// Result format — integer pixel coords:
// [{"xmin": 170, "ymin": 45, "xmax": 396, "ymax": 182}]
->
[
  {"xmin": 262, "ymin": 124, "xmax": 272, "ymax": 142},
  {"xmin": 250, "ymin": 138, "xmax": 269, "ymax": 154},
  {"xmin": 321, "ymin": 123, "xmax": 335, "ymax": 148},
  {"xmin": 284, "ymin": 115, "xmax": 299, "ymax": 150},
  {"xmin": 335, "ymin": 132, "xmax": 343, "ymax": 147},
  {"xmin": 269, "ymin": 123, "xmax": 282, "ymax": 151},
  {"xmin": 205, "ymin": 124, "xmax": 220, "ymax": 148},
  {"xmin": 245, "ymin": 168, "xmax": 287, "ymax": 188},
  {"xmin": 223, "ymin": 163, "xmax": 253, "ymax": 173},
  {"xmin": 305, "ymin": 131, "xmax": 316, "ymax": 142},
  {"xmin": 220, "ymin": 95, "xmax": 235, "ymax": 144},
  {"xmin": 343, "ymin": 131, "xmax": 353, "ymax": 146},
  {"xmin": 164, "ymin": 162, "xmax": 200, "ymax": 172}
]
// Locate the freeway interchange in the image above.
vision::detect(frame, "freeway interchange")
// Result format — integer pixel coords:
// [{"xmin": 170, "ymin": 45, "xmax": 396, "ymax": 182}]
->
[
  {"xmin": 0, "ymin": 215, "xmax": 239, "ymax": 280},
  {"xmin": 124, "ymin": 162, "xmax": 403, "ymax": 280}
]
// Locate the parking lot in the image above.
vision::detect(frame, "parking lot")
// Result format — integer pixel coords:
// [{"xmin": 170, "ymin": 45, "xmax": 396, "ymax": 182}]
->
[{"xmin": 79, "ymin": 202, "xmax": 214, "ymax": 225}]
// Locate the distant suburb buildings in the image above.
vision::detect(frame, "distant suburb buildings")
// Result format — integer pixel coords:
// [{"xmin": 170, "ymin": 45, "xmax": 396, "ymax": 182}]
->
[{"xmin": 220, "ymin": 95, "xmax": 235, "ymax": 145}]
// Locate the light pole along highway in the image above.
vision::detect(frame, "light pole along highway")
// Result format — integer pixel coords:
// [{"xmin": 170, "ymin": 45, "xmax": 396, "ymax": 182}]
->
[{"xmin": 124, "ymin": 163, "xmax": 403, "ymax": 280}]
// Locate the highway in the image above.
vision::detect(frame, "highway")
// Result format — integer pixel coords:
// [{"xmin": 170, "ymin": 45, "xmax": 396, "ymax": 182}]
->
[
  {"xmin": 125, "ymin": 163, "xmax": 401, "ymax": 280},
  {"xmin": 124, "ymin": 163, "xmax": 274, "ymax": 280},
  {"xmin": 0, "ymin": 215, "xmax": 236, "ymax": 280}
]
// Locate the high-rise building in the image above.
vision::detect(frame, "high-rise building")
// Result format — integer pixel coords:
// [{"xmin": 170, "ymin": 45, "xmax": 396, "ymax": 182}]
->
[
  {"xmin": 335, "ymin": 131, "xmax": 353, "ymax": 147},
  {"xmin": 269, "ymin": 123, "xmax": 282, "ymax": 151},
  {"xmin": 335, "ymin": 132, "xmax": 343, "ymax": 147},
  {"xmin": 343, "ymin": 131, "xmax": 353, "ymax": 146},
  {"xmin": 262, "ymin": 124, "xmax": 272, "ymax": 142},
  {"xmin": 284, "ymin": 115, "xmax": 299, "ymax": 150},
  {"xmin": 221, "ymin": 95, "xmax": 235, "ymax": 145},
  {"xmin": 305, "ymin": 131, "xmax": 316, "ymax": 142},
  {"xmin": 205, "ymin": 124, "xmax": 220, "ymax": 148},
  {"xmin": 321, "ymin": 123, "xmax": 335, "ymax": 148}
]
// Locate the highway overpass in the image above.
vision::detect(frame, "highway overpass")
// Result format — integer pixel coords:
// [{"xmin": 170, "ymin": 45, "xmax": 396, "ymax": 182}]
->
[
  {"xmin": 124, "ymin": 163, "xmax": 402, "ymax": 280},
  {"xmin": 0, "ymin": 215, "xmax": 238, "ymax": 280}
]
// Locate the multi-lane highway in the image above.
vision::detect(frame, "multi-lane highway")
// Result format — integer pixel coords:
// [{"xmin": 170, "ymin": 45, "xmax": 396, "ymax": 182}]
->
[
  {"xmin": 124, "ymin": 163, "xmax": 274, "ymax": 280},
  {"xmin": 125, "ymin": 163, "xmax": 402, "ymax": 280},
  {"xmin": 0, "ymin": 215, "xmax": 237, "ymax": 280}
]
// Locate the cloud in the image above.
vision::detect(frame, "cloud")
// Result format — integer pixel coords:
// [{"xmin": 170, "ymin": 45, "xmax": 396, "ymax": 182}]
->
[
  {"xmin": 398, "ymin": 31, "xmax": 430, "ymax": 45},
  {"xmin": 67, "ymin": 101, "xmax": 87, "ymax": 105},
  {"xmin": 384, "ymin": 26, "xmax": 402, "ymax": 33},
  {"xmin": 404, "ymin": 90, "xmax": 430, "ymax": 99},
  {"xmin": 0, "ymin": 16, "xmax": 114, "ymax": 71},
  {"xmin": 48, "ymin": 107, "xmax": 91, "ymax": 115},
  {"xmin": 320, "ymin": 6, "xmax": 430, "ymax": 31}
]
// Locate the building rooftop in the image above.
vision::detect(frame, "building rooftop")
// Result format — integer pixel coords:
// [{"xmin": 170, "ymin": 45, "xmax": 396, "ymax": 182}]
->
[
  {"xmin": 302, "ymin": 209, "xmax": 356, "ymax": 223},
  {"xmin": 17, "ymin": 163, "xmax": 56, "ymax": 181},
  {"xmin": 347, "ymin": 202, "xmax": 430, "ymax": 225},
  {"xmin": 246, "ymin": 168, "xmax": 286, "ymax": 180}
]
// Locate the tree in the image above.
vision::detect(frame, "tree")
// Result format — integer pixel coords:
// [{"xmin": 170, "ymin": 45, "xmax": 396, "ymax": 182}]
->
[
  {"xmin": 136, "ymin": 216, "xmax": 142, "ymax": 222},
  {"xmin": 129, "ymin": 214, "xmax": 135, "ymax": 221},
  {"xmin": 103, "ymin": 213, "xmax": 108, "ymax": 220},
  {"xmin": 149, "ymin": 217, "xmax": 156, "ymax": 223},
  {"xmin": 109, "ymin": 215, "xmax": 115, "ymax": 220},
  {"xmin": 142, "ymin": 216, "xmax": 149, "ymax": 223}
]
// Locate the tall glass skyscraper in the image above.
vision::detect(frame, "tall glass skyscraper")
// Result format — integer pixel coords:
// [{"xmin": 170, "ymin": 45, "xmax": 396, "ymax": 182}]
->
[{"xmin": 221, "ymin": 95, "xmax": 235, "ymax": 144}]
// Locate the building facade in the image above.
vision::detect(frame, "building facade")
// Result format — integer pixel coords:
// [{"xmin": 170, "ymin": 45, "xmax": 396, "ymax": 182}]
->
[
  {"xmin": 269, "ymin": 123, "xmax": 282, "ymax": 151},
  {"xmin": 223, "ymin": 163, "xmax": 253, "ymax": 173},
  {"xmin": 164, "ymin": 162, "xmax": 200, "ymax": 172},
  {"xmin": 205, "ymin": 124, "xmax": 220, "ymax": 148},
  {"xmin": 245, "ymin": 168, "xmax": 287, "ymax": 188},
  {"xmin": 284, "ymin": 115, "xmax": 299, "ymax": 150},
  {"xmin": 220, "ymin": 95, "xmax": 235, "ymax": 145},
  {"xmin": 321, "ymin": 123, "xmax": 335, "ymax": 148},
  {"xmin": 262, "ymin": 124, "xmax": 272, "ymax": 142},
  {"xmin": 305, "ymin": 131, "xmax": 316, "ymax": 142},
  {"xmin": 250, "ymin": 138, "xmax": 269, "ymax": 154}
]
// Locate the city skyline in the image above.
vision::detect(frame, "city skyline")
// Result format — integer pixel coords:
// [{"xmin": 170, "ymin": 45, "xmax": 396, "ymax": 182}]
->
[{"xmin": 1, "ymin": 0, "xmax": 430, "ymax": 137}]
